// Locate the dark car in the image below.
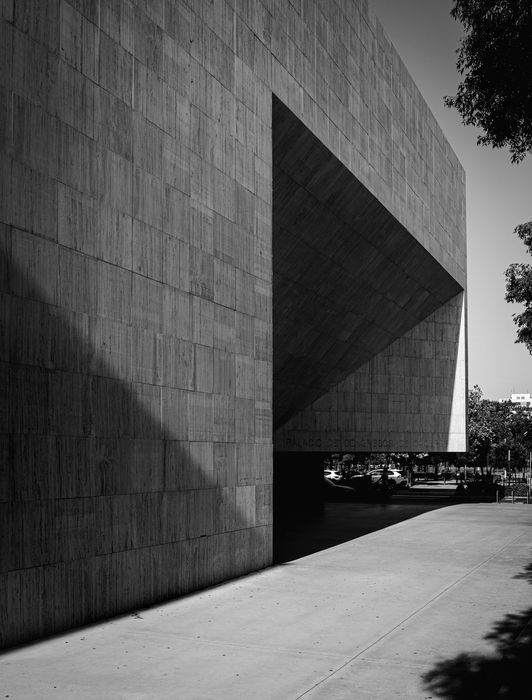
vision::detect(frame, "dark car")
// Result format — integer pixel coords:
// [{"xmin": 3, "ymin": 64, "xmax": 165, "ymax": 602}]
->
[{"xmin": 323, "ymin": 477, "xmax": 358, "ymax": 500}]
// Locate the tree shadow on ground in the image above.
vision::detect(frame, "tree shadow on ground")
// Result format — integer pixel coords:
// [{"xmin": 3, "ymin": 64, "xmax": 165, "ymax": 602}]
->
[
  {"xmin": 422, "ymin": 561, "xmax": 532, "ymax": 698},
  {"xmin": 513, "ymin": 561, "xmax": 532, "ymax": 584}
]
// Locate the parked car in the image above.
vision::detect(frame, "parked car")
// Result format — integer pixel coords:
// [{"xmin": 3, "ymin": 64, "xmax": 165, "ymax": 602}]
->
[
  {"xmin": 323, "ymin": 469, "xmax": 342, "ymax": 481},
  {"xmin": 323, "ymin": 477, "xmax": 357, "ymax": 500},
  {"xmin": 367, "ymin": 468, "xmax": 407, "ymax": 488}
]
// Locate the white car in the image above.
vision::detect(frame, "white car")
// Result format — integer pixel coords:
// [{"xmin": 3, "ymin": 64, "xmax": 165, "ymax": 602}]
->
[
  {"xmin": 323, "ymin": 469, "xmax": 342, "ymax": 481},
  {"xmin": 367, "ymin": 468, "xmax": 407, "ymax": 488}
]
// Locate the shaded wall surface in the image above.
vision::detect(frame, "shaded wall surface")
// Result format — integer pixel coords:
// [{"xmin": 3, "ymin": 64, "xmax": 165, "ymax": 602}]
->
[
  {"xmin": 275, "ymin": 292, "xmax": 467, "ymax": 453},
  {"xmin": 1, "ymin": 0, "xmax": 466, "ymax": 647}
]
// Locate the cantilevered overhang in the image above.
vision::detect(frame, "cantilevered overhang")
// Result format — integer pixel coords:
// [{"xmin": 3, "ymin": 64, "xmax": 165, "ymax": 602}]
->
[{"xmin": 273, "ymin": 98, "xmax": 464, "ymax": 429}]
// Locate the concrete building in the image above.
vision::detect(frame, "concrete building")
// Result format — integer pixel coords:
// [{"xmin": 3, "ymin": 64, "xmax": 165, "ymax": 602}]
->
[{"xmin": 0, "ymin": 0, "xmax": 467, "ymax": 648}]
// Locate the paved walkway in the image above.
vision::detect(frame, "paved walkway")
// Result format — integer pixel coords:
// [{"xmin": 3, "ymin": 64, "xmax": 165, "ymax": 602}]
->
[{"xmin": 2, "ymin": 503, "xmax": 532, "ymax": 699}]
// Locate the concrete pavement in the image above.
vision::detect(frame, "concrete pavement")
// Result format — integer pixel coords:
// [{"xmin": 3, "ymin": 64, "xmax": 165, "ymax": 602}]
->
[{"xmin": 2, "ymin": 502, "xmax": 532, "ymax": 699}]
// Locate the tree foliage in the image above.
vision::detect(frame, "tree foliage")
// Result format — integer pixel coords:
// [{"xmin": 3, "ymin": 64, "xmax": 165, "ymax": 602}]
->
[
  {"xmin": 505, "ymin": 222, "xmax": 532, "ymax": 352},
  {"xmin": 467, "ymin": 384, "xmax": 494, "ymax": 466},
  {"xmin": 467, "ymin": 385, "xmax": 532, "ymax": 471},
  {"xmin": 446, "ymin": 1, "xmax": 532, "ymax": 162}
]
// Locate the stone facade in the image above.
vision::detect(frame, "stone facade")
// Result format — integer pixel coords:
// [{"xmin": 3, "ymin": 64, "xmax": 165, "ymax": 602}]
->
[{"xmin": 0, "ymin": 0, "xmax": 466, "ymax": 647}]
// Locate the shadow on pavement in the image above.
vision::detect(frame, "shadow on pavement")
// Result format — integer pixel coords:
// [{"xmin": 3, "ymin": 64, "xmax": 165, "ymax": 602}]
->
[
  {"xmin": 422, "ymin": 561, "xmax": 532, "ymax": 699},
  {"xmin": 513, "ymin": 561, "xmax": 532, "ymax": 584},
  {"xmin": 273, "ymin": 497, "xmax": 452, "ymax": 564}
]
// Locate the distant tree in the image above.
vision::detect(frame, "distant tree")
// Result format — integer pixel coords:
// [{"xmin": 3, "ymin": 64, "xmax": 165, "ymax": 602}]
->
[
  {"xmin": 505, "ymin": 222, "xmax": 532, "ymax": 352},
  {"xmin": 467, "ymin": 385, "xmax": 532, "ymax": 474},
  {"xmin": 446, "ymin": 1, "xmax": 532, "ymax": 162},
  {"xmin": 467, "ymin": 385, "xmax": 494, "ymax": 470}
]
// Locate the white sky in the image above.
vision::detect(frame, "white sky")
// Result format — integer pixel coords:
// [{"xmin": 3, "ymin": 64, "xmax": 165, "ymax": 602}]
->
[{"xmin": 369, "ymin": 0, "xmax": 532, "ymax": 400}]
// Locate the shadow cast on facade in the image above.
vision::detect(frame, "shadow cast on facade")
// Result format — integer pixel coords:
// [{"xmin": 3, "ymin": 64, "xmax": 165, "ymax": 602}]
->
[{"xmin": 0, "ymin": 251, "xmax": 269, "ymax": 649}]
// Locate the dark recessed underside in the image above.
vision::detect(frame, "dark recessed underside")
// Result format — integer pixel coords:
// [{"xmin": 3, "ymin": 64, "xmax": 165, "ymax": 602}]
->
[{"xmin": 273, "ymin": 97, "xmax": 463, "ymax": 429}]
